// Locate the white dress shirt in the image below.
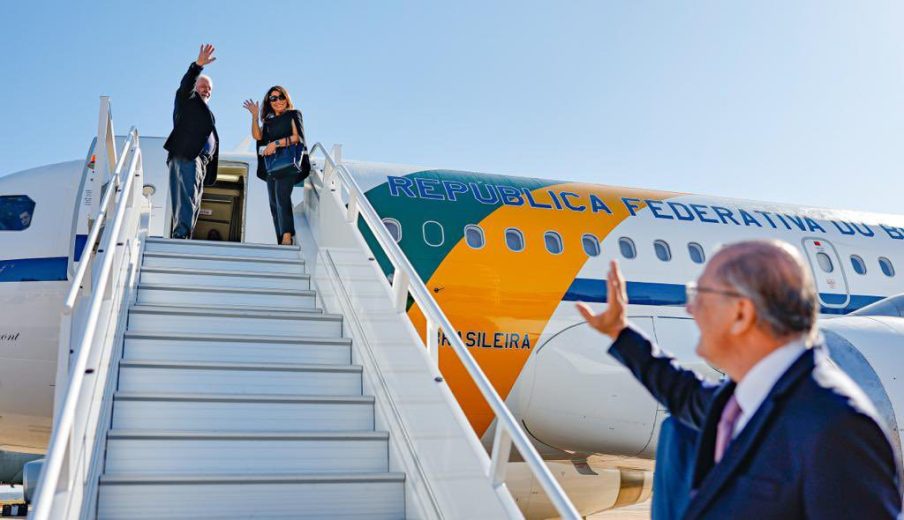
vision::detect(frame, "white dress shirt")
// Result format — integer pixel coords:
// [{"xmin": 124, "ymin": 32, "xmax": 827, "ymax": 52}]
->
[{"xmin": 731, "ymin": 339, "xmax": 807, "ymax": 437}]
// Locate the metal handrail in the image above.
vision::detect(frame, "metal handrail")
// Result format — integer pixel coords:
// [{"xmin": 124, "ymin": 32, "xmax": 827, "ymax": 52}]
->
[
  {"xmin": 66, "ymin": 138, "xmax": 97, "ymax": 277},
  {"xmin": 30, "ymin": 137, "xmax": 142, "ymax": 520},
  {"xmin": 64, "ymin": 129, "xmax": 138, "ymax": 312},
  {"xmin": 308, "ymin": 143, "xmax": 581, "ymax": 519}
]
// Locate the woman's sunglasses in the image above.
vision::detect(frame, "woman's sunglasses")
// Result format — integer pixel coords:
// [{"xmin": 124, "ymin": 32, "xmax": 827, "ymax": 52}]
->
[{"xmin": 268, "ymin": 94, "xmax": 287, "ymax": 102}]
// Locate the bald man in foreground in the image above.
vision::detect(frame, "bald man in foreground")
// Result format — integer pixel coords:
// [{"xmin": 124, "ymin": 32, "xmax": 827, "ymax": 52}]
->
[{"xmin": 578, "ymin": 240, "xmax": 901, "ymax": 519}]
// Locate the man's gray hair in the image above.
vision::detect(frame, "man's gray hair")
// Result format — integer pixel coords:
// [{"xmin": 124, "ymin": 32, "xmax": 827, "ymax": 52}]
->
[
  {"xmin": 713, "ymin": 240, "xmax": 819, "ymax": 339},
  {"xmin": 195, "ymin": 74, "xmax": 212, "ymax": 89}
]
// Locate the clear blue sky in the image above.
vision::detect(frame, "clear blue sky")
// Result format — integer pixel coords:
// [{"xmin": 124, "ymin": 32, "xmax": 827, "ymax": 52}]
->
[{"xmin": 2, "ymin": 1, "xmax": 903, "ymax": 213}]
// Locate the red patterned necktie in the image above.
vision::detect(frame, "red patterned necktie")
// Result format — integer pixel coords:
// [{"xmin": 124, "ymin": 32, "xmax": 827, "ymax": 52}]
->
[{"xmin": 714, "ymin": 395, "xmax": 742, "ymax": 463}]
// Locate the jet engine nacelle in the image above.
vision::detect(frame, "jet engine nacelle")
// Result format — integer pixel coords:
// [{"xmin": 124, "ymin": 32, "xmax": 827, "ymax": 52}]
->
[
  {"xmin": 517, "ymin": 313, "xmax": 904, "ymax": 464},
  {"xmin": 516, "ymin": 316, "xmax": 719, "ymax": 459},
  {"xmin": 0, "ymin": 451, "xmax": 40, "ymax": 485},
  {"xmin": 819, "ymin": 315, "xmax": 904, "ymax": 462}
]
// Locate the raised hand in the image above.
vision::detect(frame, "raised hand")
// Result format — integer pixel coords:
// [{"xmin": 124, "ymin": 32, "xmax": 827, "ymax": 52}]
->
[
  {"xmin": 196, "ymin": 44, "xmax": 217, "ymax": 67},
  {"xmin": 576, "ymin": 260, "xmax": 629, "ymax": 339},
  {"xmin": 242, "ymin": 99, "xmax": 260, "ymax": 116}
]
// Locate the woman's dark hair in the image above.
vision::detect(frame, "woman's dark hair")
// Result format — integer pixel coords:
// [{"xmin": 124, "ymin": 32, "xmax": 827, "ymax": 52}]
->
[{"xmin": 260, "ymin": 85, "xmax": 295, "ymax": 122}]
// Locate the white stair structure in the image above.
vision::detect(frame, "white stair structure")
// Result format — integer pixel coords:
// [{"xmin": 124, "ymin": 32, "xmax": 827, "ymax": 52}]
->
[
  {"xmin": 30, "ymin": 99, "xmax": 580, "ymax": 519},
  {"xmin": 97, "ymin": 238, "xmax": 406, "ymax": 519}
]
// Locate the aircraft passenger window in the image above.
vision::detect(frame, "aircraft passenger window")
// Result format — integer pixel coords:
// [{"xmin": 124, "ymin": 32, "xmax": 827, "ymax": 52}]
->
[
  {"xmin": 423, "ymin": 221, "xmax": 444, "ymax": 247},
  {"xmin": 688, "ymin": 242, "xmax": 705, "ymax": 264},
  {"xmin": 654, "ymin": 240, "xmax": 672, "ymax": 262},
  {"xmin": 850, "ymin": 255, "xmax": 867, "ymax": 275},
  {"xmin": 505, "ymin": 228, "xmax": 525, "ymax": 252},
  {"xmin": 382, "ymin": 218, "xmax": 402, "ymax": 243},
  {"xmin": 544, "ymin": 231, "xmax": 563, "ymax": 255},
  {"xmin": 815, "ymin": 252, "xmax": 834, "ymax": 273},
  {"xmin": 582, "ymin": 234, "xmax": 601, "ymax": 257},
  {"xmin": 0, "ymin": 195, "xmax": 35, "ymax": 231},
  {"xmin": 879, "ymin": 257, "xmax": 896, "ymax": 277},
  {"xmin": 618, "ymin": 237, "xmax": 636, "ymax": 259},
  {"xmin": 464, "ymin": 225, "xmax": 485, "ymax": 249}
]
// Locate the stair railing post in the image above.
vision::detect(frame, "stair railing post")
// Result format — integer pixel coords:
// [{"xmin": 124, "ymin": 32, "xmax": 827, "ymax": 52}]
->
[
  {"xmin": 489, "ymin": 426, "xmax": 513, "ymax": 487},
  {"xmin": 94, "ymin": 98, "xmax": 118, "ymax": 217},
  {"xmin": 346, "ymin": 191, "xmax": 359, "ymax": 223},
  {"xmin": 391, "ymin": 270, "xmax": 409, "ymax": 313},
  {"xmin": 323, "ymin": 161, "xmax": 334, "ymax": 186},
  {"xmin": 329, "ymin": 144, "xmax": 342, "ymax": 190},
  {"xmin": 426, "ymin": 319, "xmax": 439, "ymax": 367},
  {"xmin": 101, "ymin": 247, "xmax": 115, "ymax": 301}
]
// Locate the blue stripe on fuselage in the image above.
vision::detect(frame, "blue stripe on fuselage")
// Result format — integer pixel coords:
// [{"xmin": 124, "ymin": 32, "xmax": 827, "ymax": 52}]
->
[
  {"xmin": 74, "ymin": 234, "xmax": 88, "ymax": 262},
  {"xmin": 563, "ymin": 278, "xmax": 883, "ymax": 315},
  {"xmin": 0, "ymin": 234, "xmax": 87, "ymax": 282},
  {"xmin": 0, "ymin": 257, "xmax": 68, "ymax": 282}
]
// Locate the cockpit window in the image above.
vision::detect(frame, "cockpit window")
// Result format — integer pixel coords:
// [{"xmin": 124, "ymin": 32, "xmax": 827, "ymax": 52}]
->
[{"xmin": 0, "ymin": 195, "xmax": 35, "ymax": 231}]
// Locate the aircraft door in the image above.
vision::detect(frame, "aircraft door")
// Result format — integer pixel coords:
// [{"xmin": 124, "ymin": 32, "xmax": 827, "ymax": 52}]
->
[{"xmin": 801, "ymin": 238, "xmax": 850, "ymax": 309}]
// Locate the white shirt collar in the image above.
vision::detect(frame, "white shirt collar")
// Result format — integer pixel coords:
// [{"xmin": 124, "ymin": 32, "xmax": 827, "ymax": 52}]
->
[{"xmin": 732, "ymin": 338, "xmax": 807, "ymax": 436}]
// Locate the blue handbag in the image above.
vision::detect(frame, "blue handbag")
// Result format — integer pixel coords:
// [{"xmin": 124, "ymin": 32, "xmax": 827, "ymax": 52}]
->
[
  {"xmin": 263, "ymin": 118, "xmax": 305, "ymax": 178},
  {"xmin": 264, "ymin": 142, "xmax": 303, "ymax": 177}
]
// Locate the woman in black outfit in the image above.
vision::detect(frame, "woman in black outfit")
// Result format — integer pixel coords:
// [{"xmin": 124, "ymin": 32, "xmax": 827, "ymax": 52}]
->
[{"xmin": 243, "ymin": 85, "xmax": 307, "ymax": 245}]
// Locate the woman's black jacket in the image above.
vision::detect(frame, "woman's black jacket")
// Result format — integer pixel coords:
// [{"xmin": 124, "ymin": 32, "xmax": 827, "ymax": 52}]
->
[{"xmin": 255, "ymin": 109, "xmax": 308, "ymax": 182}]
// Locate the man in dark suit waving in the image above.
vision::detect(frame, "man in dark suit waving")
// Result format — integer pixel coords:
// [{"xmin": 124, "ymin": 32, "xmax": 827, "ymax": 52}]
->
[
  {"xmin": 164, "ymin": 44, "xmax": 219, "ymax": 239},
  {"xmin": 577, "ymin": 240, "xmax": 901, "ymax": 519}
]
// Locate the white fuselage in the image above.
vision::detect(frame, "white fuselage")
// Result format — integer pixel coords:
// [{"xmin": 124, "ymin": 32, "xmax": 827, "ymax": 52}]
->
[{"xmin": 2, "ymin": 144, "xmax": 903, "ymax": 469}]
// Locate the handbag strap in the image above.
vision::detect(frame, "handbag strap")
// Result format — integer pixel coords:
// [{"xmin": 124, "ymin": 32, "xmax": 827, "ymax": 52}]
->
[{"xmin": 290, "ymin": 116, "xmax": 308, "ymax": 154}]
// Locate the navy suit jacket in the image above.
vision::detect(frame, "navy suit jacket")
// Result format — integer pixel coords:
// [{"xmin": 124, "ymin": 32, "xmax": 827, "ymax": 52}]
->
[
  {"xmin": 609, "ymin": 326, "xmax": 901, "ymax": 519},
  {"xmin": 653, "ymin": 416, "xmax": 697, "ymax": 519}
]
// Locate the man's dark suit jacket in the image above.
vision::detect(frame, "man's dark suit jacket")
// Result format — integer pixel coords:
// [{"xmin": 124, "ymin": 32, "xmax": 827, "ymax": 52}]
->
[
  {"xmin": 163, "ymin": 62, "xmax": 219, "ymax": 186},
  {"xmin": 609, "ymin": 326, "xmax": 901, "ymax": 519},
  {"xmin": 653, "ymin": 416, "xmax": 697, "ymax": 519}
]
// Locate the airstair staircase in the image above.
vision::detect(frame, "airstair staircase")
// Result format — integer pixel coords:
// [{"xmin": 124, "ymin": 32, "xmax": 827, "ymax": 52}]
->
[
  {"xmin": 28, "ymin": 99, "xmax": 582, "ymax": 519},
  {"xmin": 97, "ymin": 238, "xmax": 405, "ymax": 518}
]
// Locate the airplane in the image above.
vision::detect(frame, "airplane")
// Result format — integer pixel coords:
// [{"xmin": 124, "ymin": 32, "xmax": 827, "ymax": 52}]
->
[{"xmin": 2, "ymin": 133, "xmax": 903, "ymax": 518}]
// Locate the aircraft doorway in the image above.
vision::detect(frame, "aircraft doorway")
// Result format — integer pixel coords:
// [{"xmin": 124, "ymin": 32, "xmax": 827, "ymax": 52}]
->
[
  {"xmin": 801, "ymin": 238, "xmax": 850, "ymax": 309},
  {"xmin": 193, "ymin": 161, "xmax": 249, "ymax": 243}
]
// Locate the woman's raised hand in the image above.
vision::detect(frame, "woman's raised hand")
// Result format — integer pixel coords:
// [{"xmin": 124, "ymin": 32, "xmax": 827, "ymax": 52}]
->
[{"xmin": 242, "ymin": 99, "xmax": 260, "ymax": 116}]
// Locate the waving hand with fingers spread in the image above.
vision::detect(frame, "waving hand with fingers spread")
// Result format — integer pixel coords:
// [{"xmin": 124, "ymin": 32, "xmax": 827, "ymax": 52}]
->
[
  {"xmin": 576, "ymin": 260, "xmax": 629, "ymax": 340},
  {"xmin": 243, "ymin": 99, "xmax": 262, "ymax": 140},
  {"xmin": 196, "ymin": 44, "xmax": 217, "ymax": 67}
]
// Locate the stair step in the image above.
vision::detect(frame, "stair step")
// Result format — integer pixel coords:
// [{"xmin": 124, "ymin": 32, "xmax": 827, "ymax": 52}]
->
[
  {"xmin": 140, "ymin": 267, "xmax": 311, "ymax": 290},
  {"xmin": 112, "ymin": 393, "xmax": 374, "ymax": 432},
  {"xmin": 145, "ymin": 237, "xmax": 301, "ymax": 260},
  {"xmin": 136, "ymin": 284, "xmax": 317, "ymax": 310},
  {"xmin": 118, "ymin": 360, "xmax": 362, "ymax": 396},
  {"xmin": 104, "ymin": 430, "xmax": 389, "ymax": 476},
  {"xmin": 127, "ymin": 305, "xmax": 342, "ymax": 338},
  {"xmin": 143, "ymin": 251, "xmax": 304, "ymax": 274},
  {"xmin": 123, "ymin": 332, "xmax": 351, "ymax": 365},
  {"xmin": 97, "ymin": 473, "xmax": 406, "ymax": 520}
]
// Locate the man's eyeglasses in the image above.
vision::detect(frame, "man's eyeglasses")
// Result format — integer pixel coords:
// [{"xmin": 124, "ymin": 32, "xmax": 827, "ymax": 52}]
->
[
  {"xmin": 685, "ymin": 282, "xmax": 744, "ymax": 303},
  {"xmin": 268, "ymin": 94, "xmax": 287, "ymax": 102}
]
